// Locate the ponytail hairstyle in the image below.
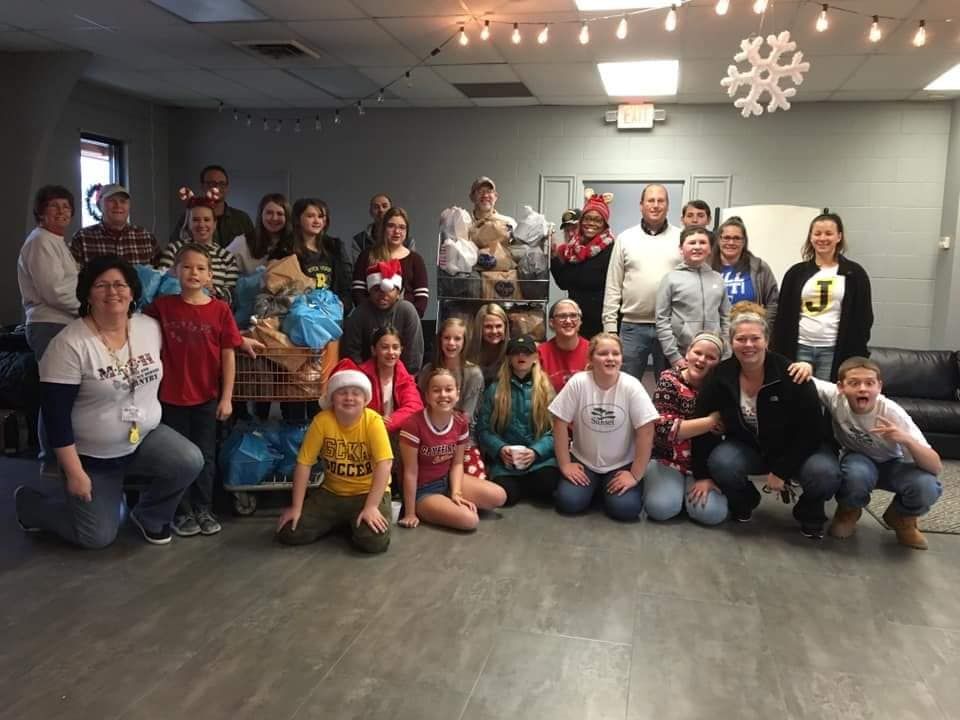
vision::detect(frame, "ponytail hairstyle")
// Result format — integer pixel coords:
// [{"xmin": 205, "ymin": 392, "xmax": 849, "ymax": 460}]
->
[
  {"xmin": 489, "ymin": 352, "xmax": 555, "ymax": 438},
  {"xmin": 586, "ymin": 332, "xmax": 623, "ymax": 370}
]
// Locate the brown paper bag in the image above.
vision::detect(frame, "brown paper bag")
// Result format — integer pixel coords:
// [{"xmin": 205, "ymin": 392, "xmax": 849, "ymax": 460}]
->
[
  {"xmin": 264, "ymin": 255, "xmax": 314, "ymax": 295},
  {"xmin": 469, "ymin": 217, "xmax": 510, "ymax": 249},
  {"xmin": 482, "ymin": 270, "xmax": 521, "ymax": 300},
  {"xmin": 250, "ymin": 322, "xmax": 313, "ymax": 373},
  {"xmin": 507, "ymin": 309, "xmax": 546, "ymax": 341}
]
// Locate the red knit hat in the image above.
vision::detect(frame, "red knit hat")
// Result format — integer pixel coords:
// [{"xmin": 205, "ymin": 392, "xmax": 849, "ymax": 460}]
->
[
  {"xmin": 581, "ymin": 188, "xmax": 613, "ymax": 225},
  {"xmin": 366, "ymin": 259, "xmax": 403, "ymax": 292}
]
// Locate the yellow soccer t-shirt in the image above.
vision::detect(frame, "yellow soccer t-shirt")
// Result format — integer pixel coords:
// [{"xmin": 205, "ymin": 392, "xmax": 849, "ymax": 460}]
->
[{"xmin": 297, "ymin": 408, "xmax": 393, "ymax": 496}]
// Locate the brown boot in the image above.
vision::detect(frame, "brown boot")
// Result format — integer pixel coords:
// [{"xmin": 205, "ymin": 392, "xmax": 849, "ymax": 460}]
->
[
  {"xmin": 829, "ymin": 504, "xmax": 862, "ymax": 539},
  {"xmin": 882, "ymin": 504, "xmax": 928, "ymax": 550}
]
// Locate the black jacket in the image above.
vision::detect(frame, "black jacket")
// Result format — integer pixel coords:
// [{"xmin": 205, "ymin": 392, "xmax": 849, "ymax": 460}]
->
[
  {"xmin": 550, "ymin": 243, "xmax": 613, "ymax": 338},
  {"xmin": 771, "ymin": 255, "xmax": 873, "ymax": 381},
  {"xmin": 691, "ymin": 351, "xmax": 823, "ymax": 481}
]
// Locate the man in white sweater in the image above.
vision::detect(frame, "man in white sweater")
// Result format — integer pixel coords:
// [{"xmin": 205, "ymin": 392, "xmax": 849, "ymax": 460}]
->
[{"xmin": 602, "ymin": 184, "xmax": 681, "ymax": 380}]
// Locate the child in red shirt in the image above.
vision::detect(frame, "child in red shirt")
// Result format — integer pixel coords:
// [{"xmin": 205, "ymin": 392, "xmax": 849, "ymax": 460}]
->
[
  {"xmin": 145, "ymin": 243, "xmax": 242, "ymax": 537},
  {"xmin": 397, "ymin": 368, "xmax": 505, "ymax": 531}
]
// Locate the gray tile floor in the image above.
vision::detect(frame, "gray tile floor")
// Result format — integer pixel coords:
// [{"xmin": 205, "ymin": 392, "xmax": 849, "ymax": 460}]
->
[{"xmin": 2, "ymin": 456, "xmax": 960, "ymax": 720}]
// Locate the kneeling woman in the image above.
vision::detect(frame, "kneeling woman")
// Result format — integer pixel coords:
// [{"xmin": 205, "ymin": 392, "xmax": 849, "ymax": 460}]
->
[
  {"xmin": 550, "ymin": 333, "xmax": 659, "ymax": 521},
  {"xmin": 477, "ymin": 335, "xmax": 560, "ymax": 505},
  {"xmin": 398, "ymin": 368, "xmax": 506, "ymax": 530},
  {"xmin": 14, "ymin": 256, "xmax": 203, "ymax": 548},
  {"xmin": 692, "ymin": 302, "xmax": 835, "ymax": 538},
  {"xmin": 644, "ymin": 332, "xmax": 728, "ymax": 525}
]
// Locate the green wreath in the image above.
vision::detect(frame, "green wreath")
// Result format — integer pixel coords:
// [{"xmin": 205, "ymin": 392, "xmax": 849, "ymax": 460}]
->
[{"xmin": 84, "ymin": 183, "xmax": 103, "ymax": 222}]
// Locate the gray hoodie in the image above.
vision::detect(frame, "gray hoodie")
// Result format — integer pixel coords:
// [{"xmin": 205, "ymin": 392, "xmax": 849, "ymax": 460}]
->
[{"xmin": 655, "ymin": 262, "xmax": 730, "ymax": 365}]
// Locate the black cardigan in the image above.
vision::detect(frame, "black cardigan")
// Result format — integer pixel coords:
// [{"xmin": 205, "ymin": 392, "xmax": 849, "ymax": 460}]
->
[
  {"xmin": 691, "ymin": 351, "xmax": 823, "ymax": 482},
  {"xmin": 550, "ymin": 243, "xmax": 613, "ymax": 337},
  {"xmin": 771, "ymin": 255, "xmax": 873, "ymax": 381}
]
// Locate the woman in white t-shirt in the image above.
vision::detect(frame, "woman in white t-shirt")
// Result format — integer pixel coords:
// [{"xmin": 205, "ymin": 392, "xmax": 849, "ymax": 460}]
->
[
  {"xmin": 549, "ymin": 333, "xmax": 659, "ymax": 521},
  {"xmin": 13, "ymin": 256, "xmax": 204, "ymax": 549},
  {"xmin": 772, "ymin": 213, "xmax": 873, "ymax": 381}
]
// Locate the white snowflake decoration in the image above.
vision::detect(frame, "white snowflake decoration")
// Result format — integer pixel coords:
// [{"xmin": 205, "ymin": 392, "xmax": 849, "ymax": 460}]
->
[{"xmin": 721, "ymin": 30, "xmax": 810, "ymax": 118}]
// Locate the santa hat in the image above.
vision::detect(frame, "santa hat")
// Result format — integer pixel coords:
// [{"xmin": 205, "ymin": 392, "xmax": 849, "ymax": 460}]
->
[
  {"xmin": 320, "ymin": 358, "xmax": 372, "ymax": 409},
  {"xmin": 366, "ymin": 259, "xmax": 403, "ymax": 292},
  {"xmin": 581, "ymin": 188, "xmax": 613, "ymax": 225}
]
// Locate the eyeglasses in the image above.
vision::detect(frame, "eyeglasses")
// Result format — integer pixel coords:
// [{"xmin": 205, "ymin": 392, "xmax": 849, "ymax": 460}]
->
[
  {"xmin": 92, "ymin": 282, "xmax": 130, "ymax": 292},
  {"xmin": 553, "ymin": 313, "xmax": 581, "ymax": 322},
  {"xmin": 202, "ymin": 180, "xmax": 228, "ymax": 189},
  {"xmin": 720, "ymin": 235, "xmax": 744, "ymax": 242}
]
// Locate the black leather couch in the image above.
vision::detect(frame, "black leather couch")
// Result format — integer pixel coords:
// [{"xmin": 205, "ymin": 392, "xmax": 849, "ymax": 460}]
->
[{"xmin": 869, "ymin": 346, "xmax": 960, "ymax": 460}]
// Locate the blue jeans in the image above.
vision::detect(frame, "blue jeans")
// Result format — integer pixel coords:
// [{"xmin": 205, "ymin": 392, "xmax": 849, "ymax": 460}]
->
[
  {"xmin": 16, "ymin": 423, "xmax": 202, "ymax": 548},
  {"xmin": 796, "ymin": 344, "xmax": 835, "ymax": 381},
  {"xmin": 554, "ymin": 458, "xmax": 643, "ymax": 521},
  {"xmin": 25, "ymin": 321, "xmax": 67, "ymax": 461},
  {"xmin": 619, "ymin": 322, "xmax": 665, "ymax": 381},
  {"xmin": 708, "ymin": 440, "xmax": 840, "ymax": 527},
  {"xmin": 824, "ymin": 451, "xmax": 942, "ymax": 517},
  {"xmin": 643, "ymin": 459, "xmax": 728, "ymax": 526}
]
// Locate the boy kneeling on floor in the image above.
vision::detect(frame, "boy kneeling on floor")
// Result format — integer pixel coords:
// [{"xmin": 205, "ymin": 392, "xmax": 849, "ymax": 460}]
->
[
  {"xmin": 793, "ymin": 356, "xmax": 943, "ymax": 549},
  {"xmin": 276, "ymin": 358, "xmax": 393, "ymax": 553}
]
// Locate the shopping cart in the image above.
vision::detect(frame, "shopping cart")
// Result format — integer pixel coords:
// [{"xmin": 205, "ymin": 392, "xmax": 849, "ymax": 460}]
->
[{"xmin": 225, "ymin": 343, "xmax": 335, "ymax": 515}]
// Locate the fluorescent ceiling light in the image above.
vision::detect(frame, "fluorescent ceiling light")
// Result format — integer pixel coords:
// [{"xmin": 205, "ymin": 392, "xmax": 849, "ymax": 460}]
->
[
  {"xmin": 598, "ymin": 60, "xmax": 679, "ymax": 97},
  {"xmin": 148, "ymin": 0, "xmax": 266, "ymax": 23},
  {"xmin": 925, "ymin": 64, "xmax": 960, "ymax": 92},
  {"xmin": 576, "ymin": 1, "xmax": 675, "ymax": 9}
]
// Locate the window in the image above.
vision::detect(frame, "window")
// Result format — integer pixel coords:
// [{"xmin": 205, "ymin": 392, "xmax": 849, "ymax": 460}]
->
[{"xmin": 80, "ymin": 134, "xmax": 124, "ymax": 226}]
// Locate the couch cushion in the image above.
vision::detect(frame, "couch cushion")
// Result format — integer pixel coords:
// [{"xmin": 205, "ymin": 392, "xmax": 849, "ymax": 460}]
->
[
  {"xmin": 894, "ymin": 398, "xmax": 960, "ymax": 435},
  {"xmin": 869, "ymin": 347, "xmax": 959, "ymax": 401}
]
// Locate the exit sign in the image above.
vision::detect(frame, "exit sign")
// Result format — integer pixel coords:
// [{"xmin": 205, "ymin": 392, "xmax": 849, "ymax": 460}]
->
[{"xmin": 617, "ymin": 103, "xmax": 655, "ymax": 129}]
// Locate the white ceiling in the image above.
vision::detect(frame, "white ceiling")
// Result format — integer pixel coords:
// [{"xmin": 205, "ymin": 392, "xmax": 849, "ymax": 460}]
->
[{"xmin": 1, "ymin": 0, "xmax": 959, "ymax": 109}]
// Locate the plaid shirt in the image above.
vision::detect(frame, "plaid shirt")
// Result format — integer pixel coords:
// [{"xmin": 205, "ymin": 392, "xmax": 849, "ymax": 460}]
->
[{"xmin": 70, "ymin": 223, "xmax": 158, "ymax": 267}]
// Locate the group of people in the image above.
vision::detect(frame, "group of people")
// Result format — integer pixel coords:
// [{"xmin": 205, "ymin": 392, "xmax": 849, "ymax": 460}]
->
[{"xmin": 12, "ymin": 172, "xmax": 944, "ymax": 555}]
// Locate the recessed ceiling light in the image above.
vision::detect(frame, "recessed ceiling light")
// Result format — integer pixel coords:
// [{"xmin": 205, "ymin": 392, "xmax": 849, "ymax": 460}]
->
[
  {"xmin": 575, "ymin": 1, "xmax": 676, "ymax": 10},
  {"xmin": 148, "ymin": 0, "xmax": 266, "ymax": 23},
  {"xmin": 925, "ymin": 63, "xmax": 960, "ymax": 92},
  {"xmin": 597, "ymin": 60, "xmax": 679, "ymax": 97}
]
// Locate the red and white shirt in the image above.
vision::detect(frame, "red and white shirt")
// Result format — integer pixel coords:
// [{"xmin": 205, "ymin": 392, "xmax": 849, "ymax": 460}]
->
[{"xmin": 399, "ymin": 410, "xmax": 469, "ymax": 487}]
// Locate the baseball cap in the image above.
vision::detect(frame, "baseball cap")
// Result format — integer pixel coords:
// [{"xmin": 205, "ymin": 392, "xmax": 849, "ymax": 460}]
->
[
  {"xmin": 560, "ymin": 208, "xmax": 581, "ymax": 228},
  {"xmin": 98, "ymin": 184, "xmax": 130, "ymax": 209},
  {"xmin": 470, "ymin": 176, "xmax": 496, "ymax": 199},
  {"xmin": 506, "ymin": 334, "xmax": 537, "ymax": 355}
]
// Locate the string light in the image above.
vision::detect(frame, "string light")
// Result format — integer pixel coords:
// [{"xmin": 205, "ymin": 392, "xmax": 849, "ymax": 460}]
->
[
  {"xmin": 816, "ymin": 4, "xmax": 829, "ymax": 32},
  {"xmin": 511, "ymin": 22, "xmax": 521, "ymax": 44},
  {"xmin": 262, "ymin": 117, "xmax": 268, "ymax": 131},
  {"xmin": 537, "ymin": 24, "xmax": 549, "ymax": 44},
  {"xmin": 665, "ymin": 5, "xmax": 677, "ymax": 32},
  {"xmin": 753, "ymin": 0, "xmax": 768, "ymax": 14},
  {"xmin": 245, "ymin": 114, "xmax": 252, "ymax": 128},
  {"xmin": 481, "ymin": 19, "xmax": 490, "ymax": 41},
  {"xmin": 334, "ymin": 109, "xmax": 341, "ymax": 126},
  {"xmin": 869, "ymin": 15, "xmax": 882, "ymax": 42},
  {"xmin": 232, "ymin": 108, "xmax": 239, "ymax": 121},
  {"xmin": 405, "ymin": 70, "xmax": 413, "ymax": 87},
  {"xmin": 579, "ymin": 22, "xmax": 590, "ymax": 44},
  {"xmin": 913, "ymin": 19, "xmax": 926, "ymax": 47},
  {"xmin": 217, "ymin": 101, "xmax": 224, "ymax": 113},
  {"xmin": 294, "ymin": 118, "xmax": 301, "ymax": 133},
  {"xmin": 274, "ymin": 119, "xmax": 282, "ymax": 132},
  {"xmin": 616, "ymin": 16, "xmax": 628, "ymax": 39},
  {"xmin": 357, "ymin": 100, "xmax": 365, "ymax": 116},
  {"xmin": 377, "ymin": 88, "xmax": 384, "ymax": 103},
  {"xmin": 458, "ymin": 25, "xmax": 469, "ymax": 46},
  {"xmin": 715, "ymin": 0, "xmax": 729, "ymax": 15},
  {"xmin": 314, "ymin": 114, "xmax": 321, "ymax": 131}
]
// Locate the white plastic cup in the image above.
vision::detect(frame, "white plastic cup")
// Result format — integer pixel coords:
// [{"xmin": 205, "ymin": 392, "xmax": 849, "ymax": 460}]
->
[
  {"xmin": 506, "ymin": 445, "xmax": 532, "ymax": 470},
  {"xmin": 391, "ymin": 500, "xmax": 402, "ymax": 524}
]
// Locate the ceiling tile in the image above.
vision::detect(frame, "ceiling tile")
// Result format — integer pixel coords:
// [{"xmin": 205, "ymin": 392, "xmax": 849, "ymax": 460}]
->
[
  {"xmin": 678, "ymin": 58, "xmax": 729, "ymax": 94},
  {"xmin": 432, "ymin": 63, "xmax": 519, "ymax": 83},
  {"xmin": 840, "ymin": 53, "xmax": 960, "ymax": 90},
  {"xmin": 35, "ymin": 27, "xmax": 188, "ymax": 69},
  {"xmin": 287, "ymin": 67, "xmax": 381, "ymax": 98},
  {"xmin": 0, "ymin": 0, "xmax": 179, "ymax": 30},
  {"xmin": 245, "ymin": 0, "xmax": 366, "ymax": 20},
  {"xmin": 513, "ymin": 62, "xmax": 604, "ymax": 96},
  {"xmin": 359, "ymin": 65, "xmax": 465, "ymax": 100},
  {"xmin": 787, "ymin": 1, "xmax": 915, "ymax": 56},
  {"xmin": 375, "ymin": 16, "xmax": 506, "ymax": 64},
  {"xmin": 539, "ymin": 95, "xmax": 611, "ymax": 105},
  {"xmin": 349, "ymin": 0, "xmax": 496, "ymax": 16},
  {"xmin": 216, "ymin": 68, "xmax": 336, "ymax": 101},
  {"xmin": 828, "ymin": 89, "xmax": 914, "ymax": 101},
  {"xmin": 153, "ymin": 69, "xmax": 261, "ymax": 99},
  {"xmin": 296, "ymin": 19, "xmax": 419, "ymax": 66},
  {"xmin": 800, "ymin": 55, "xmax": 867, "ymax": 92}
]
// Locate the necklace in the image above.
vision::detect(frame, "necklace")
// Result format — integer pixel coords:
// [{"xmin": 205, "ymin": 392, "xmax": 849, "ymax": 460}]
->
[{"xmin": 90, "ymin": 316, "xmax": 140, "ymax": 444}]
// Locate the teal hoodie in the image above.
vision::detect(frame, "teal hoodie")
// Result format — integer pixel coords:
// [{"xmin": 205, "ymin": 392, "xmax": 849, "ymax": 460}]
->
[{"xmin": 477, "ymin": 373, "xmax": 557, "ymax": 478}]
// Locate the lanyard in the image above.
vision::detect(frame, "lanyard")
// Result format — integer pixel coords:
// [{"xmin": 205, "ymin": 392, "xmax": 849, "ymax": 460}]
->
[{"xmin": 92, "ymin": 317, "xmax": 140, "ymax": 444}]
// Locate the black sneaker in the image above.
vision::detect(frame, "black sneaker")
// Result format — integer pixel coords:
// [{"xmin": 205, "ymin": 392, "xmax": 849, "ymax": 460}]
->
[
  {"xmin": 13, "ymin": 486, "xmax": 42, "ymax": 533},
  {"xmin": 800, "ymin": 524, "xmax": 824, "ymax": 540},
  {"xmin": 731, "ymin": 509, "xmax": 753, "ymax": 523},
  {"xmin": 130, "ymin": 511, "xmax": 173, "ymax": 545}
]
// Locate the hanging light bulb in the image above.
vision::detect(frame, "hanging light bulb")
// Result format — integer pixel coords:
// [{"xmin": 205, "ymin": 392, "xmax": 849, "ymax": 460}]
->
[
  {"xmin": 334, "ymin": 109, "xmax": 341, "ymax": 126},
  {"xmin": 232, "ymin": 108, "xmax": 239, "ymax": 121},
  {"xmin": 913, "ymin": 19, "xmax": 926, "ymax": 47},
  {"xmin": 715, "ymin": 0, "xmax": 729, "ymax": 16},
  {"xmin": 405, "ymin": 70, "xmax": 413, "ymax": 87},
  {"xmin": 377, "ymin": 88, "xmax": 384, "ymax": 103},
  {"xmin": 815, "ymin": 4, "xmax": 829, "ymax": 32},
  {"xmin": 616, "ymin": 16, "xmax": 628, "ymax": 39},
  {"xmin": 262, "ymin": 117, "xmax": 268, "ymax": 131},
  {"xmin": 245, "ymin": 113, "xmax": 252, "ymax": 128},
  {"xmin": 868, "ymin": 15, "xmax": 882, "ymax": 43},
  {"xmin": 357, "ymin": 100, "xmax": 365, "ymax": 116},
  {"xmin": 480, "ymin": 20, "xmax": 490, "ymax": 41},
  {"xmin": 753, "ymin": 0, "xmax": 768, "ymax": 14},
  {"xmin": 665, "ymin": 5, "xmax": 677, "ymax": 32},
  {"xmin": 217, "ymin": 101, "xmax": 224, "ymax": 113},
  {"xmin": 314, "ymin": 114, "xmax": 321, "ymax": 131},
  {"xmin": 458, "ymin": 25, "xmax": 469, "ymax": 46},
  {"xmin": 537, "ymin": 24, "xmax": 549, "ymax": 44},
  {"xmin": 274, "ymin": 119, "xmax": 282, "ymax": 132},
  {"xmin": 294, "ymin": 118, "xmax": 301, "ymax": 133},
  {"xmin": 511, "ymin": 22, "xmax": 521, "ymax": 44},
  {"xmin": 579, "ymin": 22, "xmax": 590, "ymax": 44}
]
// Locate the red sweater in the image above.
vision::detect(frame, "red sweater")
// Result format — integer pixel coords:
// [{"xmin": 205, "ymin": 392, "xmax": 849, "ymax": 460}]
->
[{"xmin": 359, "ymin": 358, "xmax": 424, "ymax": 433}]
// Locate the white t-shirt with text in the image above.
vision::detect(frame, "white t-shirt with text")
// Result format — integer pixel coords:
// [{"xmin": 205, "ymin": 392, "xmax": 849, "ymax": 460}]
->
[
  {"xmin": 798, "ymin": 265, "xmax": 845, "ymax": 347},
  {"xmin": 549, "ymin": 371, "xmax": 659, "ymax": 473},
  {"xmin": 41, "ymin": 314, "xmax": 164, "ymax": 459}
]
